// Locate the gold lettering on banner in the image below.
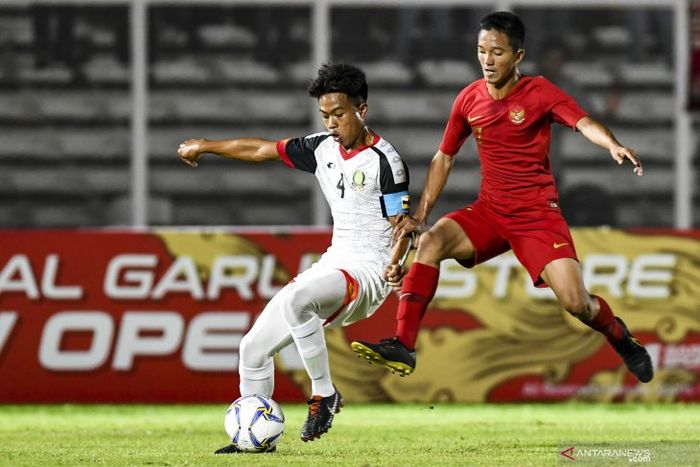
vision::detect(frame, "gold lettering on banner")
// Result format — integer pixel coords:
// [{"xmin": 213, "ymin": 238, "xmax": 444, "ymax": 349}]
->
[
  {"xmin": 150, "ymin": 229, "xmax": 700, "ymax": 404},
  {"xmin": 324, "ymin": 228, "xmax": 700, "ymax": 403}
]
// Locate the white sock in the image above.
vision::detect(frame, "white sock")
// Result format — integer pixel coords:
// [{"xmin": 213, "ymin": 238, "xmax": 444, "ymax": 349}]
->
[
  {"xmin": 238, "ymin": 361, "xmax": 274, "ymax": 397},
  {"xmin": 290, "ymin": 317, "xmax": 335, "ymax": 397}
]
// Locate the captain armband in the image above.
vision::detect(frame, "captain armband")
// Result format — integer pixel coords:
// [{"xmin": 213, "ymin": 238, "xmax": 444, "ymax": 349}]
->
[{"xmin": 380, "ymin": 191, "xmax": 410, "ymax": 217}]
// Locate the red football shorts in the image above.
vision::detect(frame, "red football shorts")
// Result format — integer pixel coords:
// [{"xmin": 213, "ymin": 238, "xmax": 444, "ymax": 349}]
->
[{"xmin": 443, "ymin": 199, "xmax": 578, "ymax": 287}]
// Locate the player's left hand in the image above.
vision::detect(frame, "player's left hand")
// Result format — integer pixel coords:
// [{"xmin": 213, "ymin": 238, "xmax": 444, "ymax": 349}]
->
[
  {"xmin": 384, "ymin": 264, "xmax": 405, "ymax": 291},
  {"xmin": 610, "ymin": 144, "xmax": 642, "ymax": 176}
]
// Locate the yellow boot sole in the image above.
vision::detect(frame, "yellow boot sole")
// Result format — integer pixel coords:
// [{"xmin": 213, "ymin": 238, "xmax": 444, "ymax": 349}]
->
[{"xmin": 350, "ymin": 341, "xmax": 414, "ymax": 377}]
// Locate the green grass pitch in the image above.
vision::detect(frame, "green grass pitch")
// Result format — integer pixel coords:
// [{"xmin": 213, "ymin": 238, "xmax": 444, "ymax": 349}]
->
[{"xmin": 1, "ymin": 403, "xmax": 699, "ymax": 466}]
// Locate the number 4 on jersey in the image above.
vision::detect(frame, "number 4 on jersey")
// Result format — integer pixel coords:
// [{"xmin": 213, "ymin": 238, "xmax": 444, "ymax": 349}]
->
[{"xmin": 336, "ymin": 174, "xmax": 345, "ymax": 198}]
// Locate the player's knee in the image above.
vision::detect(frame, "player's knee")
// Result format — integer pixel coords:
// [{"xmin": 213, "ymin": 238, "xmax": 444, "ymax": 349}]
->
[
  {"xmin": 282, "ymin": 286, "xmax": 315, "ymax": 327},
  {"xmin": 239, "ymin": 333, "xmax": 267, "ymax": 368},
  {"xmin": 416, "ymin": 229, "xmax": 447, "ymax": 262},
  {"xmin": 559, "ymin": 293, "xmax": 590, "ymax": 317}
]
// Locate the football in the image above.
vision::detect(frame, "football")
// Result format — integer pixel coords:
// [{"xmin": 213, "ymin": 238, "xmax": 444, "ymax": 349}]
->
[{"xmin": 224, "ymin": 395, "xmax": 285, "ymax": 452}]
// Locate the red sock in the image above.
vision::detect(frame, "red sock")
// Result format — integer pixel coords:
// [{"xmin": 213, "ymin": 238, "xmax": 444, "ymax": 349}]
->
[
  {"xmin": 395, "ymin": 262, "xmax": 440, "ymax": 349},
  {"xmin": 584, "ymin": 295, "xmax": 624, "ymax": 342}
]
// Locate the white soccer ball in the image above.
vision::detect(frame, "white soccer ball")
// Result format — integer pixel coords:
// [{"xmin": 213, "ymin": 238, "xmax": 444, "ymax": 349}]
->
[{"xmin": 224, "ymin": 395, "xmax": 285, "ymax": 452}]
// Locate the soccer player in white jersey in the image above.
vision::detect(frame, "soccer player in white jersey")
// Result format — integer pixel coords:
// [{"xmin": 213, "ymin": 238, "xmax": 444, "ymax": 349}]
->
[{"xmin": 177, "ymin": 63, "xmax": 411, "ymax": 453}]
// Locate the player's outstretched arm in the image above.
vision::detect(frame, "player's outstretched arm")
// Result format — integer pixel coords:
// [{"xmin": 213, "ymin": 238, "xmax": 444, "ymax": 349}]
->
[
  {"xmin": 177, "ymin": 138, "xmax": 280, "ymax": 168},
  {"xmin": 392, "ymin": 150, "xmax": 454, "ymax": 244},
  {"xmin": 575, "ymin": 116, "xmax": 643, "ymax": 176}
]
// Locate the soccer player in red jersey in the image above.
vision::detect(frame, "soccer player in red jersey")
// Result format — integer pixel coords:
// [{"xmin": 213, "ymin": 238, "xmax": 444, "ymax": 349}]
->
[{"xmin": 352, "ymin": 11, "xmax": 654, "ymax": 383}]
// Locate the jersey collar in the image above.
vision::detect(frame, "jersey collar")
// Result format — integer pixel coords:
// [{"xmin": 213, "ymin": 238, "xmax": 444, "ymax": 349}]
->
[
  {"xmin": 338, "ymin": 134, "xmax": 381, "ymax": 160},
  {"xmin": 482, "ymin": 75, "xmax": 530, "ymax": 101}
]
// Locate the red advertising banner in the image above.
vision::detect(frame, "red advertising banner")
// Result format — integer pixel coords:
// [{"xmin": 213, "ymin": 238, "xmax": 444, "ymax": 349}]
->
[
  {"xmin": 0, "ymin": 229, "xmax": 328, "ymax": 403},
  {"xmin": 0, "ymin": 229, "xmax": 698, "ymax": 403}
]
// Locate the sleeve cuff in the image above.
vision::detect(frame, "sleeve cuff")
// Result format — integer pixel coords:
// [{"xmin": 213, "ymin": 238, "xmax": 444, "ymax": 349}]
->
[
  {"xmin": 572, "ymin": 113, "xmax": 589, "ymax": 131},
  {"xmin": 438, "ymin": 143, "xmax": 457, "ymax": 157},
  {"xmin": 276, "ymin": 140, "xmax": 294, "ymax": 168}
]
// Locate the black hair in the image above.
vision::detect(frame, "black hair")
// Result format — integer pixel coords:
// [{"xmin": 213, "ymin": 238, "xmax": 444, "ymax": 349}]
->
[
  {"xmin": 307, "ymin": 63, "xmax": 368, "ymax": 105},
  {"xmin": 479, "ymin": 11, "xmax": 525, "ymax": 51}
]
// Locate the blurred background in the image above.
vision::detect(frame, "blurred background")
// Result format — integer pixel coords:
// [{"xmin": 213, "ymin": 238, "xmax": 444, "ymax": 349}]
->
[
  {"xmin": 0, "ymin": 0, "xmax": 698, "ymax": 412},
  {"xmin": 0, "ymin": 0, "xmax": 696, "ymax": 229}
]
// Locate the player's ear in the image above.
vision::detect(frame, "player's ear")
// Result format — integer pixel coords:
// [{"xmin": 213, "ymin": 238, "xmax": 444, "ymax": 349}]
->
[
  {"xmin": 515, "ymin": 48, "xmax": 525, "ymax": 64},
  {"xmin": 356, "ymin": 102, "xmax": 368, "ymax": 120}
]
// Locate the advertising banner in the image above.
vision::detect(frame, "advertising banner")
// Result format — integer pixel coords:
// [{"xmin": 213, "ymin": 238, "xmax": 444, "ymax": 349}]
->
[{"xmin": 0, "ymin": 228, "xmax": 698, "ymax": 403}]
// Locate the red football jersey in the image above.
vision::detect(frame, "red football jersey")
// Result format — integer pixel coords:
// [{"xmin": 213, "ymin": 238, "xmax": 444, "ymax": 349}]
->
[{"xmin": 439, "ymin": 75, "xmax": 587, "ymax": 213}]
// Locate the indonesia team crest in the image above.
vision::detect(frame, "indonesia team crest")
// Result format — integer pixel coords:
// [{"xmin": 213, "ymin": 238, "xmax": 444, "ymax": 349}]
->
[{"xmin": 509, "ymin": 107, "xmax": 526, "ymax": 125}]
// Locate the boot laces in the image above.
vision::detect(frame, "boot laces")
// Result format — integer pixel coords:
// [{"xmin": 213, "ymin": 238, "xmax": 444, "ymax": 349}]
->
[{"xmin": 307, "ymin": 396, "xmax": 323, "ymax": 418}]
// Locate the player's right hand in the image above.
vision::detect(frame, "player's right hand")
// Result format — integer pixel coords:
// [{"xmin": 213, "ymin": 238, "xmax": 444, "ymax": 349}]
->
[
  {"xmin": 178, "ymin": 139, "xmax": 203, "ymax": 167},
  {"xmin": 391, "ymin": 215, "xmax": 423, "ymax": 244},
  {"xmin": 384, "ymin": 263, "xmax": 406, "ymax": 291},
  {"xmin": 609, "ymin": 144, "xmax": 643, "ymax": 177}
]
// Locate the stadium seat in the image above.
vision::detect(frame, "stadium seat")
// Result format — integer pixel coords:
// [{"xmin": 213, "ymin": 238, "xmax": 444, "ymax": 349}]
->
[
  {"xmin": 409, "ymin": 167, "xmax": 481, "ymax": 197},
  {"xmin": 416, "ymin": 60, "xmax": 479, "ymax": 86},
  {"xmin": 518, "ymin": 62, "xmax": 538, "ymax": 76},
  {"xmin": 285, "ymin": 61, "xmax": 313, "ymax": 84},
  {"xmin": 83, "ymin": 54, "xmax": 130, "ymax": 83},
  {"xmin": 618, "ymin": 199, "xmax": 673, "ymax": 226},
  {"xmin": 0, "ymin": 6, "xmax": 683, "ymax": 230},
  {"xmin": 0, "ymin": 128, "xmax": 59, "ymax": 157},
  {"xmin": 561, "ymin": 183, "xmax": 617, "ymax": 226},
  {"xmin": 34, "ymin": 204, "xmax": 105, "ymax": 226},
  {"xmin": 376, "ymin": 127, "xmax": 445, "ymax": 162},
  {"xmin": 151, "ymin": 90, "xmax": 307, "ymax": 123},
  {"xmin": 0, "ymin": 128, "xmax": 127, "ymax": 160},
  {"xmin": 7, "ymin": 167, "xmax": 128, "ymax": 195},
  {"xmin": 560, "ymin": 128, "xmax": 672, "ymax": 161},
  {"xmin": 81, "ymin": 168, "xmax": 131, "ymax": 194},
  {"xmin": 358, "ymin": 61, "xmax": 413, "ymax": 85},
  {"xmin": 240, "ymin": 203, "xmax": 308, "ymax": 225},
  {"xmin": 169, "ymin": 202, "xmax": 238, "ymax": 226},
  {"xmin": 615, "ymin": 92, "xmax": 674, "ymax": 123},
  {"xmin": 0, "ymin": 206, "xmax": 19, "ymax": 226},
  {"xmin": 8, "ymin": 168, "xmax": 86, "ymax": 194},
  {"xmin": 371, "ymin": 91, "xmax": 455, "ymax": 123},
  {"xmin": 378, "ymin": 127, "xmax": 479, "ymax": 164},
  {"xmin": 0, "ymin": 15, "xmax": 32, "ymax": 44},
  {"xmin": 57, "ymin": 129, "xmax": 129, "ymax": 158},
  {"xmin": 0, "ymin": 91, "xmax": 41, "ymax": 119},
  {"xmin": 151, "ymin": 91, "xmax": 229, "ymax": 121},
  {"xmin": 103, "ymin": 91, "xmax": 131, "ymax": 119},
  {"xmin": 35, "ymin": 91, "xmax": 118, "ymax": 120},
  {"xmin": 169, "ymin": 196, "xmax": 312, "ymax": 226},
  {"xmin": 152, "ymin": 57, "xmax": 213, "ymax": 83},
  {"xmin": 108, "ymin": 195, "xmax": 173, "ymax": 226},
  {"xmin": 198, "ymin": 23, "xmax": 256, "ymax": 48},
  {"xmin": 148, "ymin": 125, "xmax": 309, "ymax": 160},
  {"xmin": 565, "ymin": 167, "xmax": 672, "ymax": 194},
  {"xmin": 216, "ymin": 57, "xmax": 281, "ymax": 84},
  {"xmin": 592, "ymin": 25, "xmax": 631, "ymax": 48},
  {"xmin": 0, "ymin": 90, "xmax": 127, "ymax": 122},
  {"xmin": 151, "ymin": 165, "xmax": 309, "ymax": 196},
  {"xmin": 561, "ymin": 62, "xmax": 614, "ymax": 86},
  {"xmin": 19, "ymin": 63, "xmax": 72, "ymax": 84},
  {"xmin": 618, "ymin": 62, "xmax": 673, "ymax": 86}
]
